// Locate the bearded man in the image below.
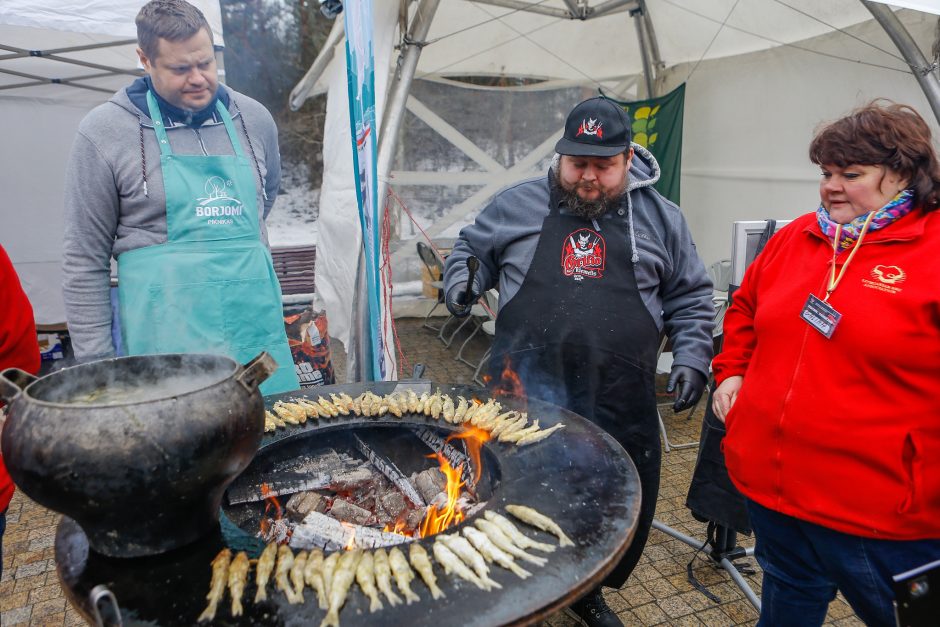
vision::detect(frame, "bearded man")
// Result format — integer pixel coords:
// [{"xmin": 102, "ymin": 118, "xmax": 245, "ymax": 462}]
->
[{"xmin": 443, "ymin": 96, "xmax": 714, "ymax": 626}]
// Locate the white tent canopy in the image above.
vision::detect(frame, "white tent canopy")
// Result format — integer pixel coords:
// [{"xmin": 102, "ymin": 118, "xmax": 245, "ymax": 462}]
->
[
  {"xmin": 0, "ymin": 0, "xmax": 223, "ymax": 325},
  {"xmin": 302, "ymin": 0, "xmax": 940, "ymax": 364}
]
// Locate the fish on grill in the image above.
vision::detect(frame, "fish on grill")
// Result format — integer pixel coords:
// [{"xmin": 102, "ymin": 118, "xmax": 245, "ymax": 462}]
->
[
  {"xmin": 227, "ymin": 551, "xmax": 250, "ymax": 616},
  {"xmin": 409, "ymin": 543, "xmax": 445, "ymax": 600},
  {"xmin": 506, "ymin": 504, "xmax": 575, "ymax": 547},
  {"xmin": 355, "ymin": 550, "xmax": 384, "ymax": 612},
  {"xmin": 253, "ymin": 542, "xmax": 277, "ymax": 602},
  {"xmin": 388, "ymin": 546, "xmax": 420, "ymax": 604},
  {"xmin": 197, "ymin": 548, "xmax": 231, "ymax": 622}
]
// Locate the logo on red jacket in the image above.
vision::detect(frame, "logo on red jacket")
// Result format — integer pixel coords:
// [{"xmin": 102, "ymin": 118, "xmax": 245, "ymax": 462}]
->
[
  {"xmin": 562, "ymin": 229, "xmax": 605, "ymax": 281},
  {"xmin": 871, "ymin": 265, "xmax": 906, "ymax": 285},
  {"xmin": 862, "ymin": 264, "xmax": 906, "ymax": 294},
  {"xmin": 576, "ymin": 118, "xmax": 603, "ymax": 139}
]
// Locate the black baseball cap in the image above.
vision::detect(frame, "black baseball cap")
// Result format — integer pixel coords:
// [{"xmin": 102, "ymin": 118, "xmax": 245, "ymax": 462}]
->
[{"xmin": 554, "ymin": 96, "xmax": 632, "ymax": 157}]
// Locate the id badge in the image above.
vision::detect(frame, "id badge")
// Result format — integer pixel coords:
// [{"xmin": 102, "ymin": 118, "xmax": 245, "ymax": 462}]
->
[{"xmin": 800, "ymin": 294, "xmax": 842, "ymax": 339}]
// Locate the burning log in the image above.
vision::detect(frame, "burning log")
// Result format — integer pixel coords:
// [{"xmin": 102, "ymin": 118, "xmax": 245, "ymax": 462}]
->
[
  {"xmin": 286, "ymin": 492, "xmax": 326, "ymax": 523},
  {"xmin": 229, "ymin": 450, "xmax": 363, "ymax": 505},
  {"xmin": 413, "ymin": 468, "xmax": 446, "ymax": 504},
  {"xmin": 228, "ymin": 473, "xmax": 333, "ymax": 505},
  {"xmin": 410, "ymin": 427, "xmax": 475, "ymax": 489},
  {"xmin": 329, "ymin": 498, "xmax": 372, "ymax": 526},
  {"xmin": 354, "ymin": 435, "xmax": 426, "ymax": 508},
  {"xmin": 376, "ymin": 491, "xmax": 407, "ymax": 526},
  {"xmin": 290, "ymin": 511, "xmax": 412, "ymax": 551}
]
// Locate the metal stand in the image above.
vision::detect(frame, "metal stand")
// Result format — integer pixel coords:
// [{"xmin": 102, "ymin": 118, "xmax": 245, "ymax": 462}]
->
[{"xmin": 651, "ymin": 519, "xmax": 762, "ymax": 612}]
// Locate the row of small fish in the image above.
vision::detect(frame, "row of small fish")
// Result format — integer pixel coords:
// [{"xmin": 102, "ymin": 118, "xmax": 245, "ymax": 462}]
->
[
  {"xmin": 197, "ymin": 504, "xmax": 572, "ymax": 624},
  {"xmin": 198, "ymin": 542, "xmax": 442, "ymax": 626},
  {"xmin": 264, "ymin": 390, "xmax": 565, "ymax": 447}
]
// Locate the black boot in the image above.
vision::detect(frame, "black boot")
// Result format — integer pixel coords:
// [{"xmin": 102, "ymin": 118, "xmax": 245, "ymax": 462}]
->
[{"xmin": 566, "ymin": 587, "xmax": 624, "ymax": 627}]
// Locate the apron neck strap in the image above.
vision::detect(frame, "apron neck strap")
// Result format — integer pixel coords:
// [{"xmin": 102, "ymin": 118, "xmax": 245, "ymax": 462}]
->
[{"xmin": 144, "ymin": 90, "xmax": 245, "ymax": 158}]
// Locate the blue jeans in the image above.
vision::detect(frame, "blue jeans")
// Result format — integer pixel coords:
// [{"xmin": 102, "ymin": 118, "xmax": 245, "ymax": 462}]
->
[{"xmin": 747, "ymin": 499, "xmax": 940, "ymax": 627}]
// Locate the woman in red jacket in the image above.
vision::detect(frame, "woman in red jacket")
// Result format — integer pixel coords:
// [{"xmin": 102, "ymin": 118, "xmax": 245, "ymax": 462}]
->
[
  {"xmin": 0, "ymin": 244, "xmax": 41, "ymax": 576},
  {"xmin": 712, "ymin": 102, "xmax": 940, "ymax": 626}
]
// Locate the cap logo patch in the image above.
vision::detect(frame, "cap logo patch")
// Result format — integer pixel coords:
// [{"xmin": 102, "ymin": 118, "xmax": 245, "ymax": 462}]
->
[{"xmin": 576, "ymin": 118, "xmax": 603, "ymax": 139}]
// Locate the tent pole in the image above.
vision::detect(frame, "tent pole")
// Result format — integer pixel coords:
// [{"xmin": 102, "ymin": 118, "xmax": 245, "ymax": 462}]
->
[
  {"xmin": 376, "ymin": 0, "xmax": 441, "ymax": 210},
  {"xmin": 640, "ymin": 0, "xmax": 666, "ymax": 96},
  {"xmin": 631, "ymin": 5, "xmax": 655, "ymax": 98},
  {"xmin": 862, "ymin": 1, "xmax": 940, "ymax": 125},
  {"xmin": 289, "ymin": 18, "xmax": 345, "ymax": 111}
]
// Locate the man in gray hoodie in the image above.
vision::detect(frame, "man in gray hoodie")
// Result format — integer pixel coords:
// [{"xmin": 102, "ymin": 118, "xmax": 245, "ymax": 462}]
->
[
  {"xmin": 444, "ymin": 96, "xmax": 714, "ymax": 626},
  {"xmin": 61, "ymin": 0, "xmax": 298, "ymax": 394}
]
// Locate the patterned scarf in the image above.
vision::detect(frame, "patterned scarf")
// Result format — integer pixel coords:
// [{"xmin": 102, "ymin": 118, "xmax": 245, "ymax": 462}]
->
[{"xmin": 816, "ymin": 189, "xmax": 914, "ymax": 251}]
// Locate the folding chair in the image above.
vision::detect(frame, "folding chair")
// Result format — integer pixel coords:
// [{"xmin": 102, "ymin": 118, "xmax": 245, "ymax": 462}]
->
[
  {"xmin": 456, "ymin": 289, "xmax": 498, "ymax": 367},
  {"xmin": 416, "ymin": 241, "xmax": 454, "ymax": 334}
]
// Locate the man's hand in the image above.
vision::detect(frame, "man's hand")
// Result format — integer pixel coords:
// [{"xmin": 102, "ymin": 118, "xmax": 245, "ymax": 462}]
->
[
  {"xmin": 666, "ymin": 366, "xmax": 707, "ymax": 412},
  {"xmin": 445, "ymin": 283, "xmax": 478, "ymax": 318},
  {"xmin": 711, "ymin": 375, "xmax": 743, "ymax": 423}
]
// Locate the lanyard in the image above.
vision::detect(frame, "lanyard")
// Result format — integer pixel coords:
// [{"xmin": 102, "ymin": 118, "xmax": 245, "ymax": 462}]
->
[{"xmin": 824, "ymin": 211, "xmax": 875, "ymax": 301}]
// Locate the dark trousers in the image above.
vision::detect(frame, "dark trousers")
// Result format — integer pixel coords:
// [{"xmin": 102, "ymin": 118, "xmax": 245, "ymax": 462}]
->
[
  {"xmin": 0, "ymin": 508, "xmax": 6, "ymax": 579},
  {"xmin": 603, "ymin": 441, "xmax": 660, "ymax": 588},
  {"xmin": 748, "ymin": 499, "xmax": 940, "ymax": 627}
]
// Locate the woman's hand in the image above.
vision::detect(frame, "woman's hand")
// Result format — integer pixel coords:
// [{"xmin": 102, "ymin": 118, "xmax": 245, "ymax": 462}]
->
[{"xmin": 712, "ymin": 376, "xmax": 743, "ymax": 423}]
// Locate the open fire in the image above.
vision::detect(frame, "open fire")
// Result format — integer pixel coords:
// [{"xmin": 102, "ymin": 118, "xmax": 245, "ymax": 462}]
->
[{"xmin": 250, "ymin": 422, "xmax": 492, "ymax": 549}]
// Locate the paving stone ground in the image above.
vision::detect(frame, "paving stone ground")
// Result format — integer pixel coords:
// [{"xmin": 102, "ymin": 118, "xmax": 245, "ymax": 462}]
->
[{"xmin": 1, "ymin": 313, "xmax": 863, "ymax": 626}]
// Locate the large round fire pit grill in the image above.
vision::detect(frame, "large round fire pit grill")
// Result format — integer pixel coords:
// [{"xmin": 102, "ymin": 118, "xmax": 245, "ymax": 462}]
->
[{"xmin": 54, "ymin": 381, "xmax": 641, "ymax": 626}]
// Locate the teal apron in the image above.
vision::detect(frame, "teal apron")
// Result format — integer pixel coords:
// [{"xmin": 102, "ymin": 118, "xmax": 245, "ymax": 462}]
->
[{"xmin": 118, "ymin": 91, "xmax": 299, "ymax": 395}]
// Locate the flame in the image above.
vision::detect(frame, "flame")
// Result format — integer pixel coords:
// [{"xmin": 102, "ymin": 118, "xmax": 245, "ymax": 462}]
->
[
  {"xmin": 341, "ymin": 522, "xmax": 357, "ymax": 550},
  {"xmin": 491, "ymin": 355, "xmax": 526, "ymax": 408},
  {"xmin": 419, "ymin": 453, "xmax": 466, "ymax": 537},
  {"xmin": 446, "ymin": 425, "xmax": 490, "ymax": 487},
  {"xmin": 383, "ymin": 520, "xmax": 411, "ymax": 537},
  {"xmin": 259, "ymin": 483, "xmax": 287, "ymax": 542}
]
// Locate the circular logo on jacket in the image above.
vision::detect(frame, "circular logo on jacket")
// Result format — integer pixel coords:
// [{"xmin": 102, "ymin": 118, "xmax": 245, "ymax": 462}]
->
[
  {"xmin": 561, "ymin": 228, "xmax": 605, "ymax": 281},
  {"xmin": 871, "ymin": 265, "xmax": 906, "ymax": 285}
]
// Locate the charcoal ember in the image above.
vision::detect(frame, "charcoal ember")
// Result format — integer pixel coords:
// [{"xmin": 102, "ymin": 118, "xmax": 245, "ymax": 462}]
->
[
  {"xmin": 378, "ymin": 490, "xmax": 407, "ymax": 521},
  {"xmin": 286, "ymin": 491, "xmax": 325, "ymax": 522},
  {"xmin": 405, "ymin": 507, "xmax": 426, "ymax": 531},
  {"xmin": 330, "ymin": 466, "xmax": 374, "ymax": 491},
  {"xmin": 329, "ymin": 498, "xmax": 372, "ymax": 526},
  {"xmin": 414, "ymin": 468, "xmax": 446, "ymax": 503}
]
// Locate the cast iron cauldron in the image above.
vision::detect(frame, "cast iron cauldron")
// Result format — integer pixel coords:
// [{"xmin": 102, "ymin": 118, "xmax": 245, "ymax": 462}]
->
[{"xmin": 0, "ymin": 352, "xmax": 276, "ymax": 558}]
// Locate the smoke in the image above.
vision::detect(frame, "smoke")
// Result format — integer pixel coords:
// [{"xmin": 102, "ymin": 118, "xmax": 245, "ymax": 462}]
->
[{"xmin": 29, "ymin": 354, "xmax": 236, "ymax": 406}]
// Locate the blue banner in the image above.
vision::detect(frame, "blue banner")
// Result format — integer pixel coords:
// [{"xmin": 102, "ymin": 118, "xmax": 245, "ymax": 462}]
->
[{"xmin": 344, "ymin": 0, "xmax": 386, "ymax": 380}]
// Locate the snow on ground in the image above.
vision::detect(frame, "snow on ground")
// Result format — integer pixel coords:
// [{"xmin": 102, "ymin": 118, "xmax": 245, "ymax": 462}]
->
[{"xmin": 267, "ymin": 168, "xmax": 319, "ymax": 247}]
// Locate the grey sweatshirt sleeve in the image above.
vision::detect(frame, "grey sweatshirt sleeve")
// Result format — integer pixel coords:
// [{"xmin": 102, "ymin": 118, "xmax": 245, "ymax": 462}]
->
[
  {"xmin": 661, "ymin": 209, "xmax": 714, "ymax": 377},
  {"xmin": 443, "ymin": 198, "xmax": 501, "ymax": 301},
  {"xmin": 261, "ymin": 113, "xmax": 280, "ymax": 219},
  {"xmin": 61, "ymin": 131, "xmax": 120, "ymax": 362}
]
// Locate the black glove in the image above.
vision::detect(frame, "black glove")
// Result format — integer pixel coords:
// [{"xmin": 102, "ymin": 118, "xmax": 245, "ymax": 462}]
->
[
  {"xmin": 666, "ymin": 366, "xmax": 707, "ymax": 412},
  {"xmin": 445, "ymin": 283, "xmax": 478, "ymax": 318}
]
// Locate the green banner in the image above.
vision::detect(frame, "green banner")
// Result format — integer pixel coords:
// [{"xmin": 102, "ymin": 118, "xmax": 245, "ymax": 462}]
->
[{"xmin": 610, "ymin": 83, "xmax": 685, "ymax": 204}]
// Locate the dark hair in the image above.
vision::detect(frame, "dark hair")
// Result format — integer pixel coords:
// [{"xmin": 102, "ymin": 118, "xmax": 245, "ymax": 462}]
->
[
  {"xmin": 809, "ymin": 101, "xmax": 940, "ymax": 211},
  {"xmin": 136, "ymin": 0, "xmax": 213, "ymax": 61}
]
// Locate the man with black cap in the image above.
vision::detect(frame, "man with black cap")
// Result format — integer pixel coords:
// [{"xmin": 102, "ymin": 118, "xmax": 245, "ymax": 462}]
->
[{"xmin": 444, "ymin": 96, "xmax": 713, "ymax": 626}]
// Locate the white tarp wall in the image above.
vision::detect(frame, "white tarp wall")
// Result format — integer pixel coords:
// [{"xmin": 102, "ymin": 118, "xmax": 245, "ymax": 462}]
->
[
  {"xmin": 309, "ymin": 1, "xmax": 940, "ymax": 353},
  {"xmin": 0, "ymin": 0, "xmax": 223, "ymax": 325}
]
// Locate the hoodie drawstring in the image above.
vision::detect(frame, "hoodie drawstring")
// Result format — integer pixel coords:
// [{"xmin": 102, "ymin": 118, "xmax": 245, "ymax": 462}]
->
[
  {"xmin": 137, "ymin": 112, "xmax": 149, "ymax": 198},
  {"xmin": 624, "ymin": 142, "xmax": 662, "ymax": 265},
  {"xmin": 234, "ymin": 99, "xmax": 268, "ymax": 202}
]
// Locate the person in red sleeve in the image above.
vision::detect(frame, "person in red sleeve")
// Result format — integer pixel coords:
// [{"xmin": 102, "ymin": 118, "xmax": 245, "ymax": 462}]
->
[
  {"xmin": 711, "ymin": 102, "xmax": 940, "ymax": 627},
  {"xmin": 0, "ymin": 244, "xmax": 41, "ymax": 576}
]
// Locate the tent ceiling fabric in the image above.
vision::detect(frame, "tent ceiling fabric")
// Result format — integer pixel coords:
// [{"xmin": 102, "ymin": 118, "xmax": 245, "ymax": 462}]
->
[
  {"xmin": 412, "ymin": 0, "xmax": 885, "ymax": 83},
  {"xmin": 0, "ymin": 0, "xmax": 224, "ymax": 99}
]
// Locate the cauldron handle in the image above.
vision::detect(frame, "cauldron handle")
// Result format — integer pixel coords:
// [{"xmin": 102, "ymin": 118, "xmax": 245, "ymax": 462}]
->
[
  {"xmin": 236, "ymin": 352, "xmax": 278, "ymax": 393},
  {"xmin": 89, "ymin": 584, "xmax": 122, "ymax": 627},
  {"xmin": 0, "ymin": 368, "xmax": 37, "ymax": 404}
]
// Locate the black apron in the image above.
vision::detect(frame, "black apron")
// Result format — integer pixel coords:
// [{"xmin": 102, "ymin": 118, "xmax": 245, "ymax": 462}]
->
[{"xmin": 488, "ymin": 180, "xmax": 661, "ymax": 587}]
